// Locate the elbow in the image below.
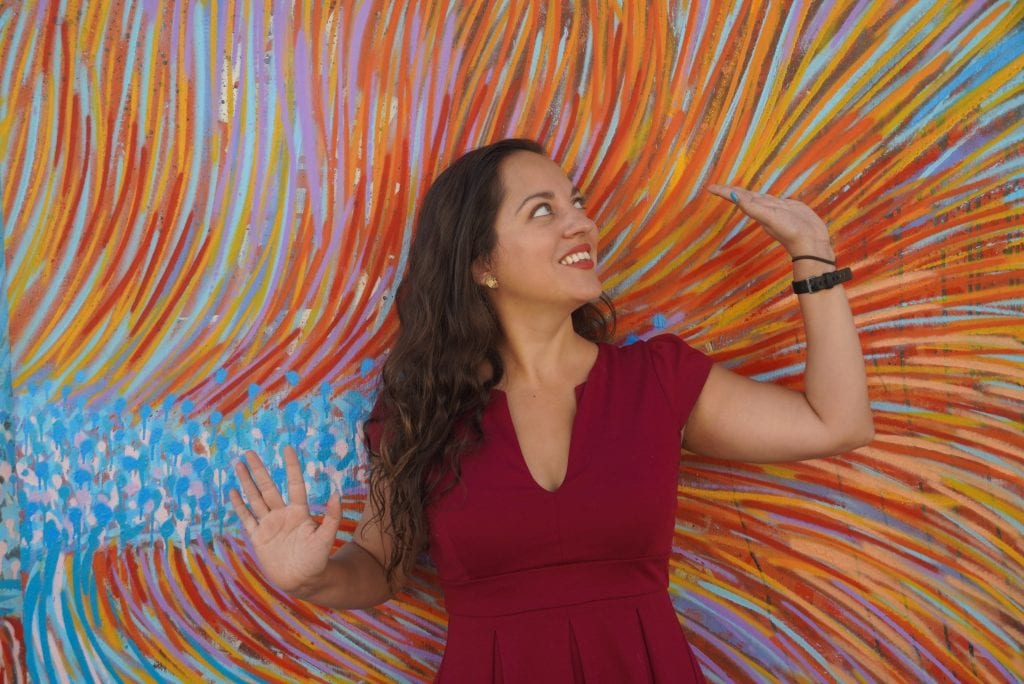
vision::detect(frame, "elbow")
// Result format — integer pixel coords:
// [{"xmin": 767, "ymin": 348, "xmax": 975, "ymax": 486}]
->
[
  {"xmin": 858, "ymin": 409, "xmax": 876, "ymax": 446},
  {"xmin": 839, "ymin": 413, "xmax": 875, "ymax": 453},
  {"xmin": 852, "ymin": 423, "xmax": 875, "ymax": 450}
]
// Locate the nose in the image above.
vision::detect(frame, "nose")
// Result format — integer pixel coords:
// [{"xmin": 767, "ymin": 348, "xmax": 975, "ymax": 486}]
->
[{"xmin": 564, "ymin": 207, "xmax": 597, "ymax": 237}]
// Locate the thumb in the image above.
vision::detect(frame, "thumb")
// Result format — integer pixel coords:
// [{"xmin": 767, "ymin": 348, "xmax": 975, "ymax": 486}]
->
[{"xmin": 314, "ymin": 489, "xmax": 343, "ymax": 546}]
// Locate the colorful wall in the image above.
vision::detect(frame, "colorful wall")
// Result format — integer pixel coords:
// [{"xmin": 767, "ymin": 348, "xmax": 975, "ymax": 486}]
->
[{"xmin": 2, "ymin": 1, "xmax": 1023, "ymax": 681}]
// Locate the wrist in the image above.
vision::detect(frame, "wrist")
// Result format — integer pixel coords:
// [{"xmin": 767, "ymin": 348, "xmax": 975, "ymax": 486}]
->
[
  {"xmin": 789, "ymin": 248, "xmax": 850, "ymax": 291},
  {"xmin": 791, "ymin": 266, "xmax": 852, "ymax": 294},
  {"xmin": 792, "ymin": 259, "xmax": 835, "ymax": 279},
  {"xmin": 785, "ymin": 238, "xmax": 835, "ymax": 262},
  {"xmin": 287, "ymin": 565, "xmax": 331, "ymax": 600}
]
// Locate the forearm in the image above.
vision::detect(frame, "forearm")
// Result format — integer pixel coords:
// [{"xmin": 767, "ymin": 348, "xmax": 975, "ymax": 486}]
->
[
  {"xmin": 686, "ymin": 187, "xmax": 873, "ymax": 462},
  {"xmin": 792, "ymin": 245, "xmax": 874, "ymax": 448},
  {"xmin": 289, "ymin": 541, "xmax": 394, "ymax": 610}
]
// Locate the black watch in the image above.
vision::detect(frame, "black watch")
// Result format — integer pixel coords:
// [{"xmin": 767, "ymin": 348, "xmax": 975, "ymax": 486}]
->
[{"xmin": 792, "ymin": 267, "xmax": 852, "ymax": 294}]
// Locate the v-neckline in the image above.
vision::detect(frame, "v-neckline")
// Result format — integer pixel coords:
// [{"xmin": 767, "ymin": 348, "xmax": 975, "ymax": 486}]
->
[{"xmin": 491, "ymin": 344, "xmax": 603, "ymax": 494}]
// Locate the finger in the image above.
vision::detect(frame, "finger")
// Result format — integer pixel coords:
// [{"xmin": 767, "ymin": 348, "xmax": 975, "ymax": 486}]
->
[
  {"xmin": 707, "ymin": 185, "xmax": 788, "ymax": 225},
  {"xmin": 228, "ymin": 488, "xmax": 259, "ymax": 536},
  {"xmin": 283, "ymin": 445, "xmax": 308, "ymax": 508},
  {"xmin": 245, "ymin": 450, "xmax": 286, "ymax": 509},
  {"xmin": 233, "ymin": 459, "xmax": 271, "ymax": 517},
  {"xmin": 706, "ymin": 184, "xmax": 758, "ymax": 205},
  {"xmin": 705, "ymin": 184, "xmax": 738, "ymax": 200},
  {"xmin": 314, "ymin": 489, "xmax": 343, "ymax": 547}
]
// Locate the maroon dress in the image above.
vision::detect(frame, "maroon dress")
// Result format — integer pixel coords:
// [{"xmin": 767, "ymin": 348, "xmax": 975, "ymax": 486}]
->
[{"xmin": 424, "ymin": 334, "xmax": 713, "ymax": 682}]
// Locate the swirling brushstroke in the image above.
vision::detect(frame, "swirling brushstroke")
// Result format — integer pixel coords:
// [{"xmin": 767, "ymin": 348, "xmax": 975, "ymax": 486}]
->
[{"xmin": 2, "ymin": 0, "xmax": 1023, "ymax": 681}]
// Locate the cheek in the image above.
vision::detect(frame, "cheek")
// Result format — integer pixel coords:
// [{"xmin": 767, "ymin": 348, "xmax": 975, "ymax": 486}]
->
[{"xmin": 491, "ymin": 239, "xmax": 549, "ymax": 274}]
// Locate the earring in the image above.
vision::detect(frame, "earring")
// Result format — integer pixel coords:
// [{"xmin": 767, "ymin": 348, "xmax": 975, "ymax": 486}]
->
[{"xmin": 483, "ymin": 274, "xmax": 499, "ymax": 289}]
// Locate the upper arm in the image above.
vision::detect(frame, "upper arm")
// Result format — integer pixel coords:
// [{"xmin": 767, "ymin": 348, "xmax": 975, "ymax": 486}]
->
[{"xmin": 681, "ymin": 363, "xmax": 868, "ymax": 463}]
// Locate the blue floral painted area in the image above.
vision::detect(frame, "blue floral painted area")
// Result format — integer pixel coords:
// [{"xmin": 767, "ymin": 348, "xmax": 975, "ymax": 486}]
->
[
  {"xmin": 13, "ymin": 379, "xmax": 376, "ymax": 569},
  {"xmin": 1, "ymin": 243, "xmax": 19, "ymax": 618}
]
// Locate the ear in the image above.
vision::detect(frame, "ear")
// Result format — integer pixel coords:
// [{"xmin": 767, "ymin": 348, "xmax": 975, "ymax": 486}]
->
[{"xmin": 471, "ymin": 256, "xmax": 492, "ymax": 286}]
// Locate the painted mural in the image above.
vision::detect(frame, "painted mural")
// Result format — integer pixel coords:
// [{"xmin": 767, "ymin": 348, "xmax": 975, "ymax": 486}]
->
[{"xmin": 2, "ymin": 1, "xmax": 1022, "ymax": 681}]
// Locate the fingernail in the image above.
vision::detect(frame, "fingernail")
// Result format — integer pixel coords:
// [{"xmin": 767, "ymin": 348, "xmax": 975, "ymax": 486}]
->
[{"xmin": 729, "ymin": 191, "xmax": 739, "ymax": 203}]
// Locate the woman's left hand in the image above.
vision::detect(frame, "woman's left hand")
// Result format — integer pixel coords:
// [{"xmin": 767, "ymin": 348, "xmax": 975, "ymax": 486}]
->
[{"xmin": 706, "ymin": 184, "xmax": 834, "ymax": 260}]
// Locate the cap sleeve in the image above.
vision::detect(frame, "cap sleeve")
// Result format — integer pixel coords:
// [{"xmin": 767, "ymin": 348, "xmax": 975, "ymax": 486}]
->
[
  {"xmin": 363, "ymin": 395, "xmax": 386, "ymax": 454},
  {"xmin": 645, "ymin": 333, "xmax": 714, "ymax": 429}
]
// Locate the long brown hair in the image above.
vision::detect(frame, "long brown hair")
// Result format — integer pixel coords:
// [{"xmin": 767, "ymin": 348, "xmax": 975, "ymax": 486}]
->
[{"xmin": 366, "ymin": 139, "xmax": 615, "ymax": 587}]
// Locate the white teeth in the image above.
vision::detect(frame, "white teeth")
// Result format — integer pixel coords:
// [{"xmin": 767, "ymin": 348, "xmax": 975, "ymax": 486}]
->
[{"xmin": 560, "ymin": 251, "xmax": 591, "ymax": 265}]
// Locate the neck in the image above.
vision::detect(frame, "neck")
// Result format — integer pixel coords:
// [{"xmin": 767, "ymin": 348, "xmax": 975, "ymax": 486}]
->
[{"xmin": 493, "ymin": 307, "xmax": 594, "ymax": 389}]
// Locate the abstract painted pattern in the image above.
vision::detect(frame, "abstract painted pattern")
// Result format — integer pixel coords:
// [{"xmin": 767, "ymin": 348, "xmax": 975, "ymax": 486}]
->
[{"xmin": 2, "ymin": 1, "xmax": 1023, "ymax": 681}]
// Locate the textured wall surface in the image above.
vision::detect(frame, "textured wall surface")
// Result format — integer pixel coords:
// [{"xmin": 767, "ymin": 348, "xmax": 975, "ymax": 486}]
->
[{"xmin": 2, "ymin": 1, "xmax": 1023, "ymax": 682}]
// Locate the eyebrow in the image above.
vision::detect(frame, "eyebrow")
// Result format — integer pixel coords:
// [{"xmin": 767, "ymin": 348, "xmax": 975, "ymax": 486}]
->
[{"xmin": 516, "ymin": 186, "xmax": 583, "ymax": 214}]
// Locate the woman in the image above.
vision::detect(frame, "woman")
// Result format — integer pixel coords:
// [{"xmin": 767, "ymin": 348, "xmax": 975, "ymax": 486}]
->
[{"xmin": 230, "ymin": 139, "xmax": 873, "ymax": 682}]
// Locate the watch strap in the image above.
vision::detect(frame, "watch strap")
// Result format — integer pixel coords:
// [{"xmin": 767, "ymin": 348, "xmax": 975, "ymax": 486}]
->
[{"xmin": 792, "ymin": 267, "xmax": 852, "ymax": 294}]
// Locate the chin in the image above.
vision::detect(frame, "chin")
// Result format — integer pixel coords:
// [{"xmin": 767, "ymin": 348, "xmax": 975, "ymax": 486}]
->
[
  {"xmin": 583, "ymin": 279, "xmax": 605, "ymax": 301},
  {"xmin": 572, "ymin": 286, "xmax": 605, "ymax": 306}
]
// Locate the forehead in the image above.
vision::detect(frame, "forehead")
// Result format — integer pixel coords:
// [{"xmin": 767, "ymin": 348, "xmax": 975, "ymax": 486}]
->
[{"xmin": 499, "ymin": 151, "xmax": 573, "ymax": 196}]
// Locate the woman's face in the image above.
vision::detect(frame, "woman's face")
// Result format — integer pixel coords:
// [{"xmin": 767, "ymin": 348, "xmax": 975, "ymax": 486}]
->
[{"xmin": 481, "ymin": 151, "xmax": 602, "ymax": 312}]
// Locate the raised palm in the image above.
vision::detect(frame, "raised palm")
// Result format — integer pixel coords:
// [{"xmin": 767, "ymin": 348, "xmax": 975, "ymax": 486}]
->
[
  {"xmin": 229, "ymin": 445, "xmax": 342, "ymax": 595},
  {"xmin": 706, "ymin": 184, "xmax": 835, "ymax": 258}
]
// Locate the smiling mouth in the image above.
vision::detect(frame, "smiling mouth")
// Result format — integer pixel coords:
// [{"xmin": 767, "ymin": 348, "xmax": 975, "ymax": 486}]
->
[{"xmin": 559, "ymin": 250, "xmax": 593, "ymax": 266}]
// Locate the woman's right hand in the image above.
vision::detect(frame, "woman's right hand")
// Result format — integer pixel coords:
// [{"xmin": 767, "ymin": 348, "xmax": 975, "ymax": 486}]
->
[{"xmin": 229, "ymin": 445, "xmax": 343, "ymax": 597}]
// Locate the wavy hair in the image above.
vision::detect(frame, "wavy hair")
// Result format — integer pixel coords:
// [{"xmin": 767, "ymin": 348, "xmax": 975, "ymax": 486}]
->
[{"xmin": 366, "ymin": 139, "xmax": 615, "ymax": 588}]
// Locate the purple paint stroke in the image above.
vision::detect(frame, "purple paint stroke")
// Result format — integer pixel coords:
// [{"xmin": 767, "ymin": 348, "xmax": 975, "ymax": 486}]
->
[
  {"xmin": 383, "ymin": 602, "xmax": 445, "ymax": 642},
  {"xmin": 692, "ymin": 1, "xmax": 709, "ymax": 75},
  {"xmin": 674, "ymin": 591, "xmax": 772, "ymax": 681},
  {"xmin": 671, "ymin": 550, "xmax": 744, "ymax": 585},
  {"xmin": 779, "ymin": 596, "xmax": 877, "ymax": 684},
  {"xmin": 406, "ymin": 7, "xmax": 434, "ymax": 121},
  {"xmin": 118, "ymin": 544, "xmax": 248, "ymax": 671},
  {"xmin": 245, "ymin": 5, "xmax": 268, "ymax": 245},
  {"xmin": 272, "ymin": 6, "xmax": 299, "ymax": 168},
  {"xmin": 687, "ymin": 587, "xmax": 837, "ymax": 678},
  {"xmin": 292, "ymin": 30, "xmax": 326, "ymax": 227},
  {"xmin": 345, "ymin": 604, "xmax": 427, "ymax": 647},
  {"xmin": 406, "ymin": 5, "xmax": 422, "ymax": 60},
  {"xmin": 428, "ymin": 9, "xmax": 463, "ymax": 156},
  {"xmin": 929, "ymin": 110, "xmax": 1014, "ymax": 180},
  {"xmin": 330, "ymin": 14, "xmax": 349, "ymax": 219},
  {"xmin": 771, "ymin": 597, "xmax": 856, "ymax": 679},
  {"xmin": 205, "ymin": 7, "xmax": 250, "ymax": 235},
  {"xmin": 326, "ymin": 611, "xmax": 441, "ymax": 677},
  {"xmin": 800, "ymin": 1, "xmax": 832, "ymax": 52},
  {"xmin": 184, "ymin": 2, "xmax": 202, "ymax": 78},
  {"xmin": 305, "ymin": 303, "xmax": 382, "ymax": 379},
  {"xmin": 836, "ymin": 583, "xmax": 959, "ymax": 682},
  {"xmin": 316, "ymin": 20, "xmax": 334, "ymax": 131},
  {"xmin": 438, "ymin": 6, "xmax": 462, "ymax": 90},
  {"xmin": 926, "ymin": 1, "xmax": 987, "ymax": 60},
  {"xmin": 160, "ymin": 554, "xmax": 240, "ymax": 668},
  {"xmin": 689, "ymin": 647, "xmax": 732, "ymax": 684},
  {"xmin": 249, "ymin": 588, "xmax": 362, "ymax": 672},
  {"xmin": 214, "ymin": 1, "xmax": 228, "ymax": 103},
  {"xmin": 167, "ymin": 3, "xmax": 182, "ymax": 103},
  {"xmin": 842, "ymin": 0, "xmax": 878, "ymax": 44},
  {"xmin": 971, "ymin": 641, "xmax": 1019, "ymax": 684},
  {"xmin": 778, "ymin": 0, "xmax": 805, "ymax": 79},
  {"xmin": 349, "ymin": 0, "xmax": 374, "ymax": 125},
  {"xmin": 103, "ymin": 555, "xmax": 165, "ymax": 665},
  {"xmin": 139, "ymin": 0, "xmax": 161, "ymax": 22}
]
